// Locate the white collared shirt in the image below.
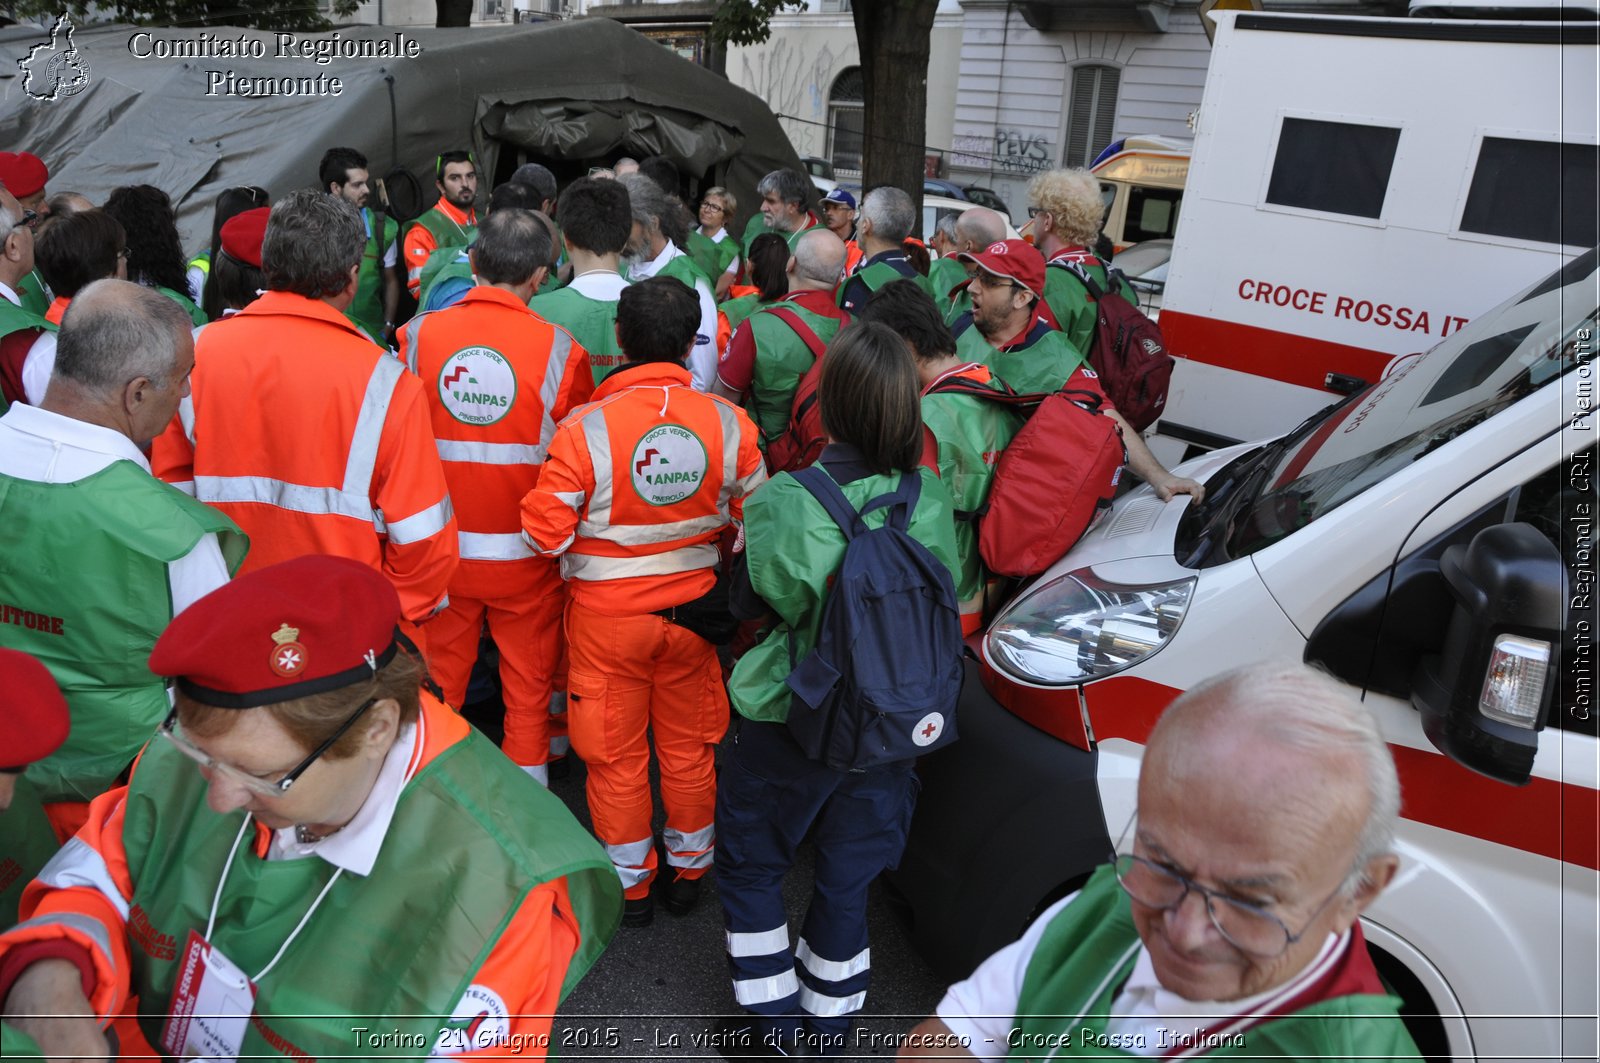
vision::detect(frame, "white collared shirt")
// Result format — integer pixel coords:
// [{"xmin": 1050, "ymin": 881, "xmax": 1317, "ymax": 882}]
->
[
  {"xmin": 568, "ymin": 269, "xmax": 630, "ymax": 302},
  {"xmin": 21, "ymin": 331, "xmax": 56, "ymax": 405},
  {"xmin": 0, "ymin": 280, "xmax": 20, "ymax": 307},
  {"xmin": 937, "ymin": 891, "xmax": 1346, "ymax": 1059},
  {"xmin": 0, "ymin": 403, "xmax": 231, "ymax": 615},
  {"xmin": 266, "ymin": 720, "xmax": 419, "ymax": 875},
  {"xmin": 626, "ymin": 241, "xmax": 718, "ymax": 391}
]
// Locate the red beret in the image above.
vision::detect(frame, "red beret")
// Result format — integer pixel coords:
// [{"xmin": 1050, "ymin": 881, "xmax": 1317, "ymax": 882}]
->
[
  {"xmin": 219, "ymin": 206, "xmax": 270, "ymax": 269},
  {"xmin": 0, "ymin": 649, "xmax": 70, "ymax": 772},
  {"xmin": 0, "ymin": 152, "xmax": 49, "ymax": 201},
  {"xmin": 149, "ymin": 556, "xmax": 401, "ymax": 709}
]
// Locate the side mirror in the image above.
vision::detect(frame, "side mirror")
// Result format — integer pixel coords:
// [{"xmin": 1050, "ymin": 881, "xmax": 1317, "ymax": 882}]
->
[{"xmin": 1412, "ymin": 523, "xmax": 1566, "ymax": 786}]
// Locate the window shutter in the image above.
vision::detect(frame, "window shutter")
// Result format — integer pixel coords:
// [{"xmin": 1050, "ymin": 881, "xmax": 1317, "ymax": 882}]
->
[{"xmin": 1066, "ymin": 65, "xmax": 1121, "ymax": 169}]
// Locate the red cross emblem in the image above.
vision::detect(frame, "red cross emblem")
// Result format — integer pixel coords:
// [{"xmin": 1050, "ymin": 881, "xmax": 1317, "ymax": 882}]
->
[{"xmin": 921, "ymin": 722, "xmax": 938, "ymax": 739}]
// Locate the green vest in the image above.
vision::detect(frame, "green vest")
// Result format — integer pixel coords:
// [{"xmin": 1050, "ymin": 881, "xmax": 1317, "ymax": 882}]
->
[
  {"xmin": 719, "ymin": 292, "xmax": 767, "ymax": 332},
  {"xmin": 121, "ymin": 718, "xmax": 621, "ymax": 1057},
  {"xmin": 686, "ymin": 230, "xmax": 738, "ymax": 286},
  {"xmin": 418, "ymin": 253, "xmax": 473, "ymax": 316},
  {"xmin": 928, "ymin": 257, "xmax": 971, "ymax": 324},
  {"xmin": 528, "ymin": 286, "xmax": 625, "ymax": 386},
  {"xmin": 743, "ymin": 301, "xmax": 847, "ymax": 447},
  {"xmin": 838, "ymin": 259, "xmax": 936, "ymax": 308},
  {"xmin": 728, "ymin": 465, "xmax": 960, "ymax": 723},
  {"xmin": 1043, "ymin": 259, "xmax": 1138, "ymax": 360},
  {"xmin": 155, "ymin": 285, "xmax": 207, "ymax": 327},
  {"xmin": 0, "ymin": 462, "xmax": 248, "ymax": 803},
  {"xmin": 411, "ymin": 207, "xmax": 478, "ymax": 297},
  {"xmin": 958, "ymin": 324, "xmax": 1087, "ymax": 397},
  {"xmin": 0, "ymin": 296, "xmax": 56, "ymax": 339},
  {"xmin": 656, "ymin": 253, "xmax": 712, "ymax": 295},
  {"xmin": 921, "ymin": 378, "xmax": 1023, "ymax": 605},
  {"xmin": 0, "ymin": 1021, "xmax": 42, "ymax": 1058},
  {"xmin": 14, "ymin": 270, "xmax": 50, "ymax": 318},
  {"xmin": 347, "ymin": 208, "xmax": 399, "ymax": 343},
  {"xmin": 1009, "ymin": 866, "xmax": 1420, "ymax": 1061},
  {"xmin": 0, "ymin": 776, "xmax": 60, "ymax": 930}
]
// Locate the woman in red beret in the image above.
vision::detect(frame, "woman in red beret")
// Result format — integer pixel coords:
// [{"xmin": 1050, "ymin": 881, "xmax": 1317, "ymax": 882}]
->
[{"xmin": 0, "ymin": 555, "xmax": 621, "ymax": 1060}]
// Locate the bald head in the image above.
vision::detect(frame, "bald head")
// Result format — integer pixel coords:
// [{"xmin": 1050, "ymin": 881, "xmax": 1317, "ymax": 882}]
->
[
  {"xmin": 792, "ymin": 228, "xmax": 847, "ymax": 288},
  {"xmin": 955, "ymin": 207, "xmax": 1006, "ymax": 251},
  {"xmin": 0, "ymin": 184, "xmax": 33, "ymax": 285},
  {"xmin": 55, "ymin": 279, "xmax": 192, "ymax": 396}
]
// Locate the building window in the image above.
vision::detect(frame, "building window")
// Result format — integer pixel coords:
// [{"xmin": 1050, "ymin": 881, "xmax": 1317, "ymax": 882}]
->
[
  {"xmin": 1064, "ymin": 65, "xmax": 1120, "ymax": 170},
  {"xmin": 822, "ymin": 0, "xmax": 854, "ymax": 11},
  {"xmin": 828, "ymin": 67, "xmax": 865, "ymax": 175},
  {"xmin": 1266, "ymin": 118, "xmax": 1400, "ymax": 220},
  {"xmin": 1460, "ymin": 136, "xmax": 1599, "ymax": 248}
]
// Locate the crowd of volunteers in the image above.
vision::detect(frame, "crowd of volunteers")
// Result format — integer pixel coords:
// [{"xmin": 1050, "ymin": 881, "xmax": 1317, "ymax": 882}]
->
[{"xmin": 0, "ymin": 145, "xmax": 1417, "ymax": 1061}]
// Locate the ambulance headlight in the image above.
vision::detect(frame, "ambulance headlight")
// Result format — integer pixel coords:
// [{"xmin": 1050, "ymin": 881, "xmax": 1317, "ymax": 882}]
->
[{"xmin": 985, "ymin": 571, "xmax": 1194, "ymax": 686}]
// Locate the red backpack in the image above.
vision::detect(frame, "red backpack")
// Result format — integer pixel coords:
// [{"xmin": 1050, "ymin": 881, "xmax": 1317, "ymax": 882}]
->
[
  {"xmin": 927, "ymin": 377, "xmax": 1126, "ymax": 577},
  {"xmin": 763, "ymin": 307, "xmax": 842, "ymax": 474},
  {"xmin": 1049, "ymin": 260, "xmax": 1173, "ymax": 433}
]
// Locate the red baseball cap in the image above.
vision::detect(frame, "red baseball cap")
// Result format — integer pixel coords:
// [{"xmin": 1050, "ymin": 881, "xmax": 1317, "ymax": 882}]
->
[
  {"xmin": 0, "ymin": 152, "xmax": 49, "ymax": 201},
  {"xmin": 149, "ymin": 556, "xmax": 401, "ymax": 709},
  {"xmin": 0, "ymin": 649, "xmax": 70, "ymax": 772},
  {"xmin": 219, "ymin": 207, "xmax": 270, "ymax": 269},
  {"xmin": 957, "ymin": 238, "xmax": 1046, "ymax": 297}
]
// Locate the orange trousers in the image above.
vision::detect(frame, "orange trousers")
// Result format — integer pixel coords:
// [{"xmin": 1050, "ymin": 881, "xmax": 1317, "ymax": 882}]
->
[
  {"xmin": 565, "ymin": 598, "xmax": 729, "ymax": 899},
  {"xmin": 429, "ymin": 583, "xmax": 565, "ymax": 768}
]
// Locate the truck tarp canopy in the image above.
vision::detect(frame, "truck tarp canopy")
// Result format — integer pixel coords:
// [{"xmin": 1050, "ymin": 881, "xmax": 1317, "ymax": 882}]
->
[{"xmin": 0, "ymin": 17, "xmax": 802, "ymax": 248}]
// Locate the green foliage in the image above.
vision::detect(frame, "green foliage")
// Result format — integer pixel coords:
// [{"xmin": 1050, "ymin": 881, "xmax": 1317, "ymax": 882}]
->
[
  {"xmin": 709, "ymin": 0, "xmax": 807, "ymax": 47},
  {"xmin": 7, "ymin": 1, "xmax": 362, "ymax": 32}
]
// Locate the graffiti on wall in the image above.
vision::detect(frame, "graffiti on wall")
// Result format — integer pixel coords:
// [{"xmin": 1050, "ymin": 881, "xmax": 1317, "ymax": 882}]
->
[
  {"xmin": 994, "ymin": 128, "xmax": 1053, "ymax": 174},
  {"xmin": 952, "ymin": 135, "xmax": 992, "ymax": 171},
  {"xmin": 738, "ymin": 37, "xmax": 848, "ymax": 159}
]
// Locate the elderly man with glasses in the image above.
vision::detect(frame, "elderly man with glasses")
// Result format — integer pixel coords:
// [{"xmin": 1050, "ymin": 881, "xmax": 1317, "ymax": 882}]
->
[
  {"xmin": 0, "ymin": 555, "xmax": 621, "ymax": 1061},
  {"xmin": 901, "ymin": 662, "xmax": 1421, "ymax": 1061}
]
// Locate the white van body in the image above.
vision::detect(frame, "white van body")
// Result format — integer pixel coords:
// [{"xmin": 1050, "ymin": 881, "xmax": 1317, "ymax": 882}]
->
[{"xmin": 1156, "ymin": 11, "xmax": 1597, "ymax": 453}]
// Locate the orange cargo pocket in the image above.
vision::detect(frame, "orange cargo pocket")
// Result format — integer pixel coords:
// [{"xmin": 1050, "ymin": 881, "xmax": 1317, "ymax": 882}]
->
[{"xmin": 565, "ymin": 669, "xmax": 614, "ymax": 765}]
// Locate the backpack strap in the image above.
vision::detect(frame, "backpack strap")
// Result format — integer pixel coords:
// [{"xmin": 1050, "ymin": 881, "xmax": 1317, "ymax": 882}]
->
[
  {"xmin": 791, "ymin": 466, "xmax": 921, "ymax": 538},
  {"xmin": 857, "ymin": 471, "xmax": 920, "ymax": 533},
  {"xmin": 926, "ymin": 375, "xmax": 1049, "ymax": 407},
  {"xmin": 765, "ymin": 306, "xmax": 829, "ymax": 360},
  {"xmin": 1047, "ymin": 258, "xmax": 1106, "ymax": 302}
]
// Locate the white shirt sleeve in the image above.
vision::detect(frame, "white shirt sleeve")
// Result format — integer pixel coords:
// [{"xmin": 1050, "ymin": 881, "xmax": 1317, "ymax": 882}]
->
[
  {"xmin": 186, "ymin": 265, "xmax": 205, "ymax": 304},
  {"xmin": 934, "ymin": 892, "xmax": 1079, "ymax": 1061},
  {"xmin": 688, "ymin": 278, "xmax": 719, "ymax": 392},
  {"xmin": 22, "ymin": 332, "xmax": 57, "ymax": 406},
  {"xmin": 168, "ymin": 532, "xmax": 232, "ymax": 616},
  {"xmin": 383, "ymin": 239, "xmax": 399, "ymax": 270},
  {"xmin": 723, "ymin": 255, "xmax": 741, "ymax": 277}
]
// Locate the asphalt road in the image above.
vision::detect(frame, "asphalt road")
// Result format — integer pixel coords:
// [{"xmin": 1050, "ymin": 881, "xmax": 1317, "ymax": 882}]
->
[{"xmin": 525, "ymin": 727, "xmax": 952, "ymax": 1063}]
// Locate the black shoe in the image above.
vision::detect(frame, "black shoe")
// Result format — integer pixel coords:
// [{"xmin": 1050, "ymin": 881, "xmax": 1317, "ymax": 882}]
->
[
  {"xmin": 661, "ymin": 874, "xmax": 701, "ymax": 917},
  {"xmin": 621, "ymin": 895, "xmax": 654, "ymax": 928}
]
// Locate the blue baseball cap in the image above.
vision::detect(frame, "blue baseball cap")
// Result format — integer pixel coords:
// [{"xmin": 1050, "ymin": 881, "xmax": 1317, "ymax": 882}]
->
[{"xmin": 821, "ymin": 188, "xmax": 856, "ymax": 210}]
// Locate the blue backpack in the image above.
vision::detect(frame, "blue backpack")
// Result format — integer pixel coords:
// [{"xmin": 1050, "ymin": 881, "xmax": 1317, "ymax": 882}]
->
[{"xmin": 783, "ymin": 466, "xmax": 964, "ymax": 771}]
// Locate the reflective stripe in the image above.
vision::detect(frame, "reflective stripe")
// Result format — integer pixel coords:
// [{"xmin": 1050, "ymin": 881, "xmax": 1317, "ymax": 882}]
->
[
  {"xmin": 604, "ymin": 838, "xmax": 654, "ymax": 890},
  {"xmin": 726, "ymin": 925, "xmax": 790, "ymax": 959},
  {"xmin": 386, "ymin": 495, "xmax": 454, "ymax": 545},
  {"xmin": 796, "ymin": 939, "xmax": 871, "ymax": 982},
  {"xmin": 35, "ymin": 837, "xmax": 131, "ymax": 921},
  {"xmin": 178, "ymin": 394, "xmax": 196, "ymax": 446},
  {"xmin": 715, "ymin": 400, "xmax": 741, "ymax": 511},
  {"xmin": 663, "ymin": 823, "xmax": 715, "ymax": 870},
  {"xmin": 343, "ymin": 355, "xmax": 406, "ymax": 497},
  {"xmin": 9, "ymin": 911, "xmax": 118, "ymax": 965},
  {"xmin": 523, "ymin": 528, "xmax": 573, "ymax": 557},
  {"xmin": 737, "ymin": 466, "xmax": 767, "ymax": 498},
  {"xmin": 459, "ymin": 530, "xmax": 535, "ymax": 561},
  {"xmin": 195, "ymin": 475, "xmax": 374, "ymax": 523},
  {"xmin": 403, "ymin": 314, "xmax": 427, "ymax": 375},
  {"xmin": 797, "ymin": 985, "xmax": 867, "ymax": 1017},
  {"xmin": 538, "ymin": 328, "xmax": 572, "ymax": 451},
  {"xmin": 575, "ymin": 513, "xmax": 726, "ymax": 546},
  {"xmin": 551, "ymin": 490, "xmax": 586, "ymax": 509},
  {"xmin": 580, "ymin": 410, "xmax": 614, "ymax": 524},
  {"xmin": 561, "ymin": 543, "xmax": 717, "ymax": 581},
  {"xmin": 170, "ymin": 480, "xmax": 196, "ymax": 497},
  {"xmin": 733, "ymin": 968, "xmax": 800, "ymax": 1007},
  {"xmin": 436, "ymin": 438, "xmax": 546, "ymax": 466}
]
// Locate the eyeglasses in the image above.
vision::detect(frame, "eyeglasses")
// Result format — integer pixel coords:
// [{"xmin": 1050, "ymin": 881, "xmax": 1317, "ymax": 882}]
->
[
  {"xmin": 1111, "ymin": 814, "xmax": 1348, "ymax": 958},
  {"xmin": 115, "ymin": 248, "xmax": 129, "ymax": 260},
  {"xmin": 159, "ymin": 695, "xmax": 379, "ymax": 800},
  {"xmin": 1027, "ymin": 206, "xmax": 1049, "ymax": 219},
  {"xmin": 700, "ymin": 202, "xmax": 726, "ymax": 214},
  {"xmin": 972, "ymin": 270, "xmax": 1022, "ymax": 291},
  {"xmin": 11, "ymin": 209, "xmax": 38, "ymax": 231}
]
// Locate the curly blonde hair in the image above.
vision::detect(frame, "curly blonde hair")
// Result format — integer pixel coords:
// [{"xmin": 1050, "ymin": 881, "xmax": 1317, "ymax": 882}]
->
[{"xmin": 1028, "ymin": 168, "xmax": 1105, "ymax": 247}]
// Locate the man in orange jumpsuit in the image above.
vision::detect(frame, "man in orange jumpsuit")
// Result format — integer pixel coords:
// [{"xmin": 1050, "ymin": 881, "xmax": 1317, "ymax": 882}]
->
[
  {"xmin": 522, "ymin": 277, "xmax": 766, "ymax": 926},
  {"xmin": 399, "ymin": 208, "xmax": 594, "ymax": 783},
  {"xmin": 152, "ymin": 190, "xmax": 457, "ymax": 646}
]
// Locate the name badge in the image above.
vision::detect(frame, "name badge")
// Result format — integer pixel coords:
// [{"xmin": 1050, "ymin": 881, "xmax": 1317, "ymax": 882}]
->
[{"xmin": 161, "ymin": 929, "xmax": 257, "ymax": 1061}]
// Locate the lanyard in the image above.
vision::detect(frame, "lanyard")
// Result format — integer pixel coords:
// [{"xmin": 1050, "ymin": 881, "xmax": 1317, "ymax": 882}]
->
[{"xmin": 206, "ymin": 817, "xmax": 345, "ymax": 983}]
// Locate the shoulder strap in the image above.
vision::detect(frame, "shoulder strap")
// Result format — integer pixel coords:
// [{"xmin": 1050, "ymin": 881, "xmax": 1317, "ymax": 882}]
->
[
  {"xmin": 790, "ymin": 466, "xmax": 864, "ymax": 540},
  {"xmin": 765, "ymin": 306, "xmax": 829, "ymax": 360},
  {"xmin": 857, "ymin": 471, "xmax": 920, "ymax": 533},
  {"xmin": 1046, "ymin": 258, "xmax": 1106, "ymax": 301},
  {"xmin": 927, "ymin": 375, "xmax": 1047, "ymax": 406}
]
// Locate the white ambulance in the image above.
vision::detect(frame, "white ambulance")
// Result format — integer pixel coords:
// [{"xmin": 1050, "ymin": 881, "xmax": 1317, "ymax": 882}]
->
[
  {"xmin": 890, "ymin": 243, "xmax": 1598, "ymax": 1060},
  {"xmin": 1153, "ymin": 11, "xmax": 1597, "ymax": 458}
]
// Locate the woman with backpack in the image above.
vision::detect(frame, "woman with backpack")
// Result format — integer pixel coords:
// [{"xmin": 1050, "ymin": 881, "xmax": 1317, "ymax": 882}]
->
[{"xmin": 714, "ymin": 321, "xmax": 961, "ymax": 1057}]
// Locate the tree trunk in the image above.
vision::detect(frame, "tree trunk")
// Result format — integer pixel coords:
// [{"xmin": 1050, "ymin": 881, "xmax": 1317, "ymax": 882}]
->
[
  {"xmin": 437, "ymin": 0, "xmax": 474, "ymax": 28},
  {"xmin": 853, "ymin": 0, "xmax": 939, "ymax": 233}
]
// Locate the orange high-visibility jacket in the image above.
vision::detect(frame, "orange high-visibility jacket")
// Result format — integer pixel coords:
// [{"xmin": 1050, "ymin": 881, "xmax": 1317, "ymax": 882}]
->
[
  {"xmin": 152, "ymin": 292, "xmax": 457, "ymax": 623},
  {"xmin": 400, "ymin": 287, "xmax": 595, "ymax": 600},
  {"xmin": 521, "ymin": 361, "xmax": 766, "ymax": 616}
]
